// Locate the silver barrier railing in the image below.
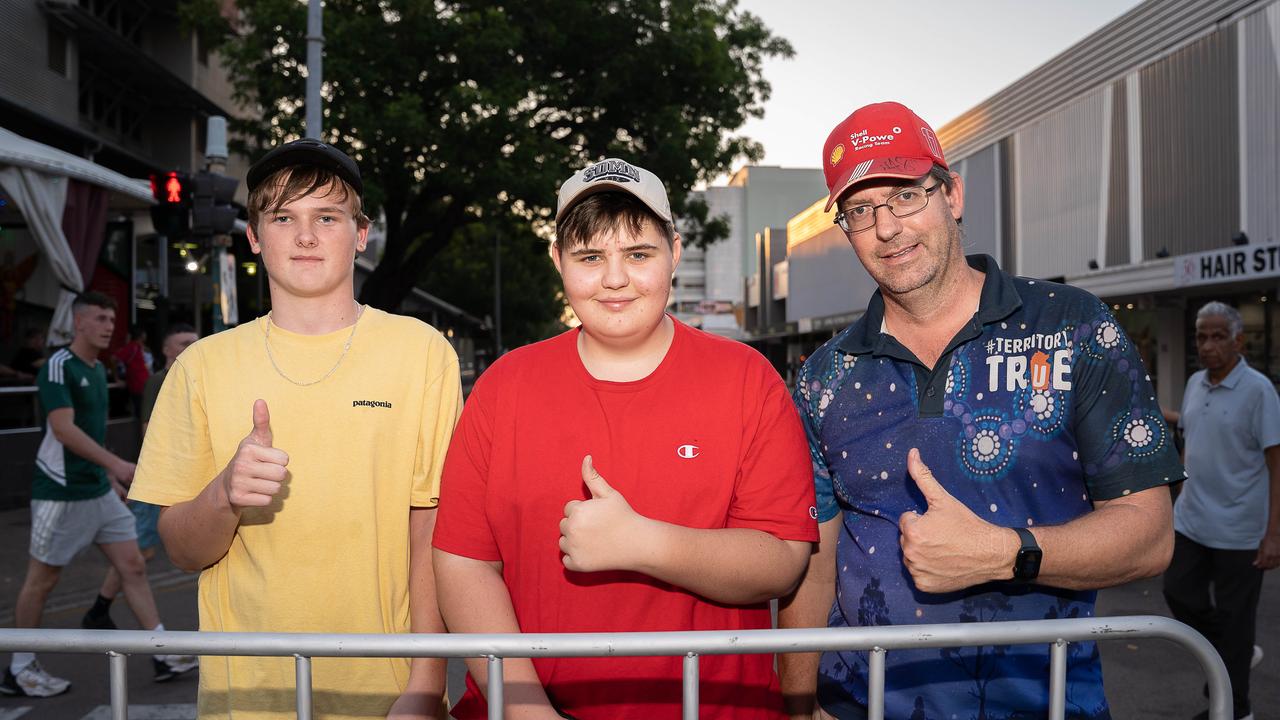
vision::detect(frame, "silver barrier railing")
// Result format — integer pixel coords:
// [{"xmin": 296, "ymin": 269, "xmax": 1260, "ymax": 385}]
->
[{"xmin": 0, "ymin": 615, "xmax": 1231, "ymax": 720}]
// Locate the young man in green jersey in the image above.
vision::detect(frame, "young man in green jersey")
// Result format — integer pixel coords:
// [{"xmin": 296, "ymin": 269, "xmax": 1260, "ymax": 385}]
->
[{"xmin": 1, "ymin": 292, "xmax": 195, "ymax": 698}]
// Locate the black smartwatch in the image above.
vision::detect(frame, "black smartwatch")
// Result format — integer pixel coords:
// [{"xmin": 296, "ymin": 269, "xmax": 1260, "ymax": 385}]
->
[{"xmin": 1012, "ymin": 527, "xmax": 1042, "ymax": 582}]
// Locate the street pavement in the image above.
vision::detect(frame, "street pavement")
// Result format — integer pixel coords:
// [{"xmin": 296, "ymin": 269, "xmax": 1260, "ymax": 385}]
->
[{"xmin": 0, "ymin": 504, "xmax": 1274, "ymax": 719}]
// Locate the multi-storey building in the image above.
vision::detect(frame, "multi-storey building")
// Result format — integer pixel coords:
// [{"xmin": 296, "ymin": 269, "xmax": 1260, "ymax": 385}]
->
[
  {"xmin": 0, "ymin": 0, "xmax": 250, "ymax": 504},
  {"xmin": 670, "ymin": 166, "xmax": 825, "ymax": 343},
  {"xmin": 1, "ymin": 0, "xmax": 249, "ymax": 349}
]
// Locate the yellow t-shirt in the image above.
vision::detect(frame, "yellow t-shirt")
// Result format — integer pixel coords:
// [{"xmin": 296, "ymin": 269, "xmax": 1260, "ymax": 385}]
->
[{"xmin": 130, "ymin": 308, "xmax": 461, "ymax": 719}]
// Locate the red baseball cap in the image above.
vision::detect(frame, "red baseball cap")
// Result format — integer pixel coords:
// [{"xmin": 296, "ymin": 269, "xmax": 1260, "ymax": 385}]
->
[{"xmin": 821, "ymin": 101, "xmax": 948, "ymax": 211}]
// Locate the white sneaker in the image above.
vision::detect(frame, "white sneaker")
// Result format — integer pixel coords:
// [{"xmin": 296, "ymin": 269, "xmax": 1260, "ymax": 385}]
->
[
  {"xmin": 0, "ymin": 659, "xmax": 71, "ymax": 697},
  {"xmin": 1250, "ymin": 644, "xmax": 1263, "ymax": 669},
  {"xmin": 153, "ymin": 654, "xmax": 199, "ymax": 682}
]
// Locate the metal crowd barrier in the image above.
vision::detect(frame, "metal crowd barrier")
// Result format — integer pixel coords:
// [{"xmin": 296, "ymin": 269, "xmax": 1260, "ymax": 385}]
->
[{"xmin": 0, "ymin": 615, "xmax": 1231, "ymax": 720}]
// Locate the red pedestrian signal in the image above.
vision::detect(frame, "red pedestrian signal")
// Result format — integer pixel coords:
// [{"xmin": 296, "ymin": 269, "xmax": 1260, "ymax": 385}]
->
[
  {"xmin": 149, "ymin": 170, "xmax": 193, "ymax": 237},
  {"xmin": 165, "ymin": 174, "xmax": 184, "ymax": 203},
  {"xmin": 150, "ymin": 171, "xmax": 190, "ymax": 205}
]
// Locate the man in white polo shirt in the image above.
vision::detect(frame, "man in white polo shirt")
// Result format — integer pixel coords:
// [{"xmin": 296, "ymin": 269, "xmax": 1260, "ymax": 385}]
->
[{"xmin": 1165, "ymin": 300, "xmax": 1280, "ymax": 720}]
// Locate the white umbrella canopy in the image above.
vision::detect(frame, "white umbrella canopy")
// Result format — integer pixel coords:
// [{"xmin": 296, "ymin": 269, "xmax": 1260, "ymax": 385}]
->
[
  {"xmin": 0, "ymin": 126, "xmax": 154, "ymax": 205},
  {"xmin": 0, "ymin": 126, "xmax": 155, "ymax": 344}
]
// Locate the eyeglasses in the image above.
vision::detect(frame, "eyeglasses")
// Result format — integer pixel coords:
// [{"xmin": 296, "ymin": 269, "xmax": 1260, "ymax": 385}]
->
[{"xmin": 833, "ymin": 182, "xmax": 943, "ymax": 234}]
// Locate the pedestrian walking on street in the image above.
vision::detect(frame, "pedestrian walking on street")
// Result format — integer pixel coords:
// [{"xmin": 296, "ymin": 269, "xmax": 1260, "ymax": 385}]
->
[
  {"xmin": 82, "ymin": 322, "xmax": 199, "ymax": 632},
  {"xmin": 1, "ymin": 292, "xmax": 196, "ymax": 699},
  {"xmin": 1164, "ymin": 301, "xmax": 1280, "ymax": 720},
  {"xmin": 113, "ymin": 324, "xmax": 151, "ymax": 418}
]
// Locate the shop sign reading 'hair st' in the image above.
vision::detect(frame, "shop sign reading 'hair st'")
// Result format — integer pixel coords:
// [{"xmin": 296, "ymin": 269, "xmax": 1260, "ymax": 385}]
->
[{"xmin": 1174, "ymin": 243, "xmax": 1280, "ymax": 287}]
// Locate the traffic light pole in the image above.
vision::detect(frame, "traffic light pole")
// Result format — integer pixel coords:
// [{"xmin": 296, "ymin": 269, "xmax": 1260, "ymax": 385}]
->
[
  {"xmin": 148, "ymin": 171, "xmax": 193, "ymax": 334},
  {"xmin": 150, "ymin": 118, "xmax": 240, "ymax": 336},
  {"xmin": 208, "ymin": 161, "xmax": 230, "ymax": 335},
  {"xmin": 203, "ymin": 117, "xmax": 235, "ymax": 333}
]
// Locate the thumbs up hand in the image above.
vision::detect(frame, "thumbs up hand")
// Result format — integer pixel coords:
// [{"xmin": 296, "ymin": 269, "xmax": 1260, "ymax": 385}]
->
[
  {"xmin": 248, "ymin": 397, "xmax": 273, "ymax": 447},
  {"xmin": 559, "ymin": 455, "xmax": 650, "ymax": 573},
  {"xmin": 220, "ymin": 399, "xmax": 290, "ymax": 513},
  {"xmin": 897, "ymin": 449, "xmax": 1017, "ymax": 593}
]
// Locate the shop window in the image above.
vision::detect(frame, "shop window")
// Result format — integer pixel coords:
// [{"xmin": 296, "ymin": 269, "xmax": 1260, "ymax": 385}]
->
[
  {"xmin": 1238, "ymin": 299, "xmax": 1278, "ymax": 384},
  {"xmin": 78, "ymin": 66, "xmax": 146, "ymax": 142}
]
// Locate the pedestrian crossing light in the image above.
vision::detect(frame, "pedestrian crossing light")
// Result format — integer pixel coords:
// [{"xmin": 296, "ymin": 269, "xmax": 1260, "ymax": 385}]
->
[
  {"xmin": 149, "ymin": 171, "xmax": 192, "ymax": 238},
  {"xmin": 164, "ymin": 175, "xmax": 182, "ymax": 202},
  {"xmin": 149, "ymin": 171, "xmax": 190, "ymax": 205}
]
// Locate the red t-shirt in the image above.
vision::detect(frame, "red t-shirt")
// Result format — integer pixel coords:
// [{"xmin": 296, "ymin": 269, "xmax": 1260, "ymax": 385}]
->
[
  {"xmin": 433, "ymin": 319, "xmax": 818, "ymax": 719},
  {"xmin": 113, "ymin": 340, "xmax": 150, "ymax": 395}
]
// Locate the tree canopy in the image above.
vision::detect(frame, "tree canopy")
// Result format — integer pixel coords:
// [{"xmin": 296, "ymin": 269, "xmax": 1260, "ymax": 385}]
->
[{"xmin": 189, "ymin": 0, "xmax": 790, "ymax": 344}]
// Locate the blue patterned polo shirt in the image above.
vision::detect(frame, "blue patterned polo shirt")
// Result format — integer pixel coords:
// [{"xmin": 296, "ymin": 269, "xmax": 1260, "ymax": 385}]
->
[{"xmin": 794, "ymin": 254, "xmax": 1183, "ymax": 720}]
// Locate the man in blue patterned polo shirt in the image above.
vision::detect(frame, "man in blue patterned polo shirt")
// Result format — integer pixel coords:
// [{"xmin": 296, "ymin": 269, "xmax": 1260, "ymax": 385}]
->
[{"xmin": 778, "ymin": 102, "xmax": 1183, "ymax": 720}]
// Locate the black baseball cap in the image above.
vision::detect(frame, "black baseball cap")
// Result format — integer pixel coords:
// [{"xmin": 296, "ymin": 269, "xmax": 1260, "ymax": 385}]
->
[{"xmin": 246, "ymin": 139, "xmax": 363, "ymax": 196}]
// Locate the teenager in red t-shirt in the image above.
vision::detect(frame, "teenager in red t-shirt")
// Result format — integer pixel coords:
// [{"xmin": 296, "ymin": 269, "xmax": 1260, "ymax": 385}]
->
[
  {"xmin": 113, "ymin": 325, "xmax": 150, "ymax": 415},
  {"xmin": 433, "ymin": 159, "xmax": 819, "ymax": 719}
]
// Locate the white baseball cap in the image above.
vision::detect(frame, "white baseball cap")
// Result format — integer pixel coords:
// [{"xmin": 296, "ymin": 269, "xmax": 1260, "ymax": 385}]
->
[{"xmin": 555, "ymin": 158, "xmax": 673, "ymax": 224}]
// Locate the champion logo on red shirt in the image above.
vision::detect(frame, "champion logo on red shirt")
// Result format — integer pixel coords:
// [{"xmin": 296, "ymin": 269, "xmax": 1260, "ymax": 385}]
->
[{"xmin": 676, "ymin": 444, "xmax": 700, "ymax": 459}]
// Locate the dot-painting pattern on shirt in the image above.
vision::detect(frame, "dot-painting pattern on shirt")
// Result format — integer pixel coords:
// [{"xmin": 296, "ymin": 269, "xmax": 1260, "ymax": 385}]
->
[{"xmin": 791, "ymin": 255, "xmax": 1183, "ymax": 720}]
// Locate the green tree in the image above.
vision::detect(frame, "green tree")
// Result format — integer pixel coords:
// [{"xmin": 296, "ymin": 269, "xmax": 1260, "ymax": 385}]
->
[
  {"xmin": 418, "ymin": 221, "xmax": 565, "ymax": 350},
  {"xmin": 188, "ymin": 0, "xmax": 786, "ymax": 330}
]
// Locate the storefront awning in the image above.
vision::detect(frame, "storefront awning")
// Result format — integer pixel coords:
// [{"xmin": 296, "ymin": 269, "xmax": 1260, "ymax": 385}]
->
[{"xmin": 1065, "ymin": 257, "xmax": 1177, "ymax": 298}]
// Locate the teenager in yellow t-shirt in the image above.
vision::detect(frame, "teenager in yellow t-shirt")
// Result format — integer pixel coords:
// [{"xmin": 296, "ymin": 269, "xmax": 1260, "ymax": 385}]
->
[{"xmin": 130, "ymin": 140, "xmax": 460, "ymax": 720}]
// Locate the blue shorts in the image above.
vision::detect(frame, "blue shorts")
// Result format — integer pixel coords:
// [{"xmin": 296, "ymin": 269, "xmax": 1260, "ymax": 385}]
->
[{"xmin": 129, "ymin": 500, "xmax": 161, "ymax": 550}]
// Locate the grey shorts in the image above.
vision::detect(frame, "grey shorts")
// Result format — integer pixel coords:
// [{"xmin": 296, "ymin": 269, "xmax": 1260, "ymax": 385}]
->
[{"xmin": 30, "ymin": 493, "xmax": 137, "ymax": 566}]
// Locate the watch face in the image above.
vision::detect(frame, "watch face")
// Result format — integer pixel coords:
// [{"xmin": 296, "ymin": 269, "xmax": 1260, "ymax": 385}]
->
[{"xmin": 1017, "ymin": 548, "xmax": 1043, "ymax": 580}]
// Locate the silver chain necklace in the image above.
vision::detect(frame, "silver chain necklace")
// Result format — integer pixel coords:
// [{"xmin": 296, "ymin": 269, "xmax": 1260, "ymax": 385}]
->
[{"xmin": 263, "ymin": 304, "xmax": 365, "ymax": 386}]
